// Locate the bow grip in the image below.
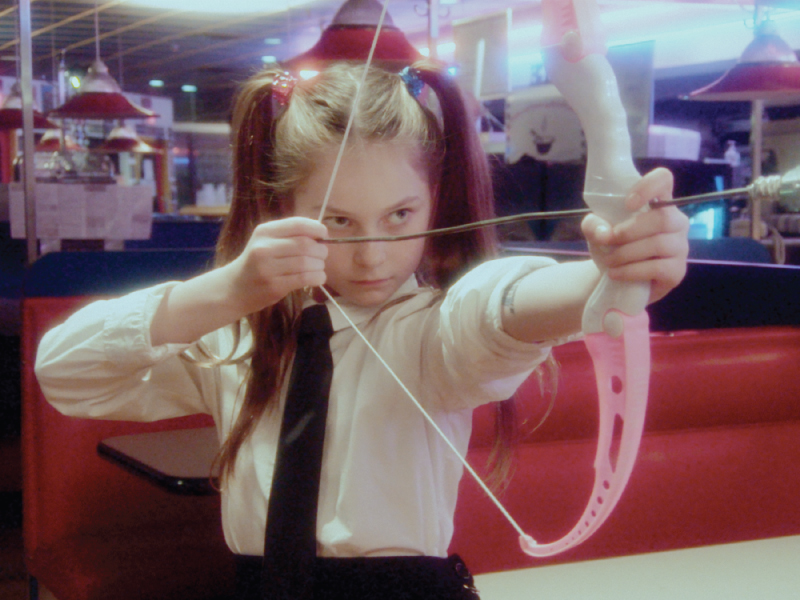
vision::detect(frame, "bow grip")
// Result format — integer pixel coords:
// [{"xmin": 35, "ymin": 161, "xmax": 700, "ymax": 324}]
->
[
  {"xmin": 582, "ymin": 191, "xmax": 651, "ymax": 336},
  {"xmin": 543, "ymin": 49, "xmax": 651, "ymax": 335}
]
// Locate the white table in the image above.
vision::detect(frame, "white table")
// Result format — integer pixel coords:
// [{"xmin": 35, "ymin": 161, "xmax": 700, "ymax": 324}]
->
[{"xmin": 474, "ymin": 535, "xmax": 800, "ymax": 600}]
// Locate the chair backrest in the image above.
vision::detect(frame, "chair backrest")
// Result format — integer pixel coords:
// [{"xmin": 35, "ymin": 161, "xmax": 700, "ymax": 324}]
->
[{"xmin": 21, "ymin": 250, "xmax": 216, "ymax": 556}]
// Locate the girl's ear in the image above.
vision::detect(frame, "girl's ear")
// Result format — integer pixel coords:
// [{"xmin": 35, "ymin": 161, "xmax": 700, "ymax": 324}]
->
[{"xmin": 278, "ymin": 194, "xmax": 294, "ymax": 217}]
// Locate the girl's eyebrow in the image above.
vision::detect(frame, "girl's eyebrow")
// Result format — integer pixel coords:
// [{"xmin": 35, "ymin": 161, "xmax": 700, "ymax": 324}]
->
[{"xmin": 318, "ymin": 195, "xmax": 423, "ymax": 217}]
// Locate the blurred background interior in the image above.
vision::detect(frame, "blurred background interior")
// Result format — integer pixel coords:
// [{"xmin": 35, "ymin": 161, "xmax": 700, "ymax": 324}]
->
[{"xmin": 2, "ymin": 1, "xmax": 800, "ymax": 597}]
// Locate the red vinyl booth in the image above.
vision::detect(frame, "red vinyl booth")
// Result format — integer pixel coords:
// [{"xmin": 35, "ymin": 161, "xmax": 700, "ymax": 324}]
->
[
  {"xmin": 21, "ymin": 251, "xmax": 235, "ymax": 600},
  {"xmin": 20, "ymin": 248, "xmax": 800, "ymax": 595},
  {"xmin": 450, "ymin": 326, "xmax": 800, "ymax": 573},
  {"xmin": 449, "ymin": 253, "xmax": 800, "ymax": 573}
]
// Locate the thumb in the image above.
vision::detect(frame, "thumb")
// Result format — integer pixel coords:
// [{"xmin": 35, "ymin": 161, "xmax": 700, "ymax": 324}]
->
[{"xmin": 581, "ymin": 213, "xmax": 613, "ymax": 246}]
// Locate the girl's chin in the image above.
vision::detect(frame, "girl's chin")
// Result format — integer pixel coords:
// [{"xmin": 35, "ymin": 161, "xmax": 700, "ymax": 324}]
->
[{"xmin": 333, "ymin": 285, "xmax": 397, "ymax": 307}]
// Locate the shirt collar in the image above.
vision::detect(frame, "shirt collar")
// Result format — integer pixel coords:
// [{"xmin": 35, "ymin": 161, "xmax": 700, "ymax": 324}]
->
[{"xmin": 321, "ymin": 275, "xmax": 420, "ymax": 333}]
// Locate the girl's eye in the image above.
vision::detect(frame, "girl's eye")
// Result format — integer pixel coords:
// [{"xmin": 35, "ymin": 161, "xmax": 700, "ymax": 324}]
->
[
  {"xmin": 326, "ymin": 216, "xmax": 351, "ymax": 229},
  {"xmin": 388, "ymin": 209, "xmax": 411, "ymax": 224}
]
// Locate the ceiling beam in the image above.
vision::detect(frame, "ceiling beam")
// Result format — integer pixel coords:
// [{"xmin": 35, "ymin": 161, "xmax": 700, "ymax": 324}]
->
[{"xmin": 0, "ymin": 0, "xmax": 127, "ymax": 53}]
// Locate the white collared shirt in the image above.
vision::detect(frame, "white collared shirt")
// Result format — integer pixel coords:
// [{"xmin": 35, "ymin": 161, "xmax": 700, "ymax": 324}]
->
[{"xmin": 37, "ymin": 256, "xmax": 560, "ymax": 558}]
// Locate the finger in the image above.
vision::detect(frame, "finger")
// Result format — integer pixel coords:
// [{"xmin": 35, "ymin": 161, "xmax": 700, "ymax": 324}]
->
[
  {"xmin": 256, "ymin": 217, "xmax": 329, "ymax": 240},
  {"xmin": 252, "ymin": 254, "xmax": 327, "ymax": 281},
  {"xmin": 607, "ymin": 258, "xmax": 687, "ymax": 304},
  {"xmin": 602, "ymin": 231, "xmax": 688, "ymax": 270},
  {"xmin": 581, "ymin": 213, "xmax": 613, "ymax": 245},
  {"xmin": 611, "ymin": 205, "xmax": 689, "ymax": 246},
  {"xmin": 249, "ymin": 234, "xmax": 329, "ymax": 261},
  {"xmin": 625, "ymin": 167, "xmax": 674, "ymax": 212},
  {"xmin": 271, "ymin": 270, "xmax": 328, "ymax": 293}
]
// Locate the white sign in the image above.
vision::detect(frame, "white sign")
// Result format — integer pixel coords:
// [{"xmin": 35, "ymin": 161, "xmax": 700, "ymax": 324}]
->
[{"xmin": 9, "ymin": 183, "xmax": 153, "ymax": 240}]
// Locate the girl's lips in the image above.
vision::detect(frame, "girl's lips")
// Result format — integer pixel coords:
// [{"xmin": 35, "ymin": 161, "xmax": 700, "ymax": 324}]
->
[{"xmin": 352, "ymin": 278, "xmax": 390, "ymax": 286}]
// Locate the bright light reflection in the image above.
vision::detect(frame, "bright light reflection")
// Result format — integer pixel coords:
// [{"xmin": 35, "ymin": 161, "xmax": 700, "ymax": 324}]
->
[
  {"xmin": 126, "ymin": 0, "xmax": 308, "ymax": 15},
  {"xmin": 418, "ymin": 42, "xmax": 456, "ymax": 57}
]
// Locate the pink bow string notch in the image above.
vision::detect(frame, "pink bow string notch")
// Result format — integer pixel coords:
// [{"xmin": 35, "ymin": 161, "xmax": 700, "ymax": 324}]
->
[{"xmin": 519, "ymin": 0, "xmax": 651, "ymax": 557}]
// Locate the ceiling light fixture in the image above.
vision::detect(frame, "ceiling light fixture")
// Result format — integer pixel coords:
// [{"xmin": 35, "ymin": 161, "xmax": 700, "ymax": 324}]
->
[
  {"xmin": 49, "ymin": 6, "xmax": 155, "ymax": 120},
  {"xmin": 0, "ymin": 82, "xmax": 56, "ymax": 130},
  {"xmin": 98, "ymin": 125, "xmax": 156, "ymax": 154},
  {"xmin": 284, "ymin": 0, "xmax": 421, "ymax": 72},
  {"xmin": 689, "ymin": 7, "xmax": 800, "ymax": 241}
]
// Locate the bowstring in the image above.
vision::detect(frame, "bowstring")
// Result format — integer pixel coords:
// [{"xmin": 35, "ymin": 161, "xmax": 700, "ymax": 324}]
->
[
  {"xmin": 315, "ymin": 0, "xmax": 390, "ymax": 222},
  {"xmin": 320, "ymin": 289, "xmax": 527, "ymax": 538},
  {"xmin": 312, "ymin": 0, "xmax": 529, "ymax": 540}
]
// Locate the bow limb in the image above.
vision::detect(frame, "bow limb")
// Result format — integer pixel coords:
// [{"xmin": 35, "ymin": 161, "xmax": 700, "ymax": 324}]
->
[{"xmin": 520, "ymin": 0, "xmax": 651, "ymax": 557}]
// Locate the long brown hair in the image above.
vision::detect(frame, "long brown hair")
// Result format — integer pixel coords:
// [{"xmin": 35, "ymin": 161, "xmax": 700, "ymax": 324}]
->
[{"xmin": 213, "ymin": 61, "xmax": 520, "ymax": 484}]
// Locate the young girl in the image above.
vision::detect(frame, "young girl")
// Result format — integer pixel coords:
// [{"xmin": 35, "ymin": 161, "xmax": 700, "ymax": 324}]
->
[{"xmin": 36, "ymin": 61, "xmax": 689, "ymax": 600}]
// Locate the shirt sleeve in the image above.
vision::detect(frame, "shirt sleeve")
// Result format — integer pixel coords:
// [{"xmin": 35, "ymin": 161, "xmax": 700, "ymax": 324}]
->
[
  {"xmin": 428, "ymin": 255, "xmax": 577, "ymax": 411},
  {"xmin": 35, "ymin": 282, "xmax": 215, "ymax": 422}
]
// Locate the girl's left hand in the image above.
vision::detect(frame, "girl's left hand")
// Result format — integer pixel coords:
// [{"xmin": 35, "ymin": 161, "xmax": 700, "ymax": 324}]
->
[{"xmin": 581, "ymin": 167, "xmax": 690, "ymax": 305}]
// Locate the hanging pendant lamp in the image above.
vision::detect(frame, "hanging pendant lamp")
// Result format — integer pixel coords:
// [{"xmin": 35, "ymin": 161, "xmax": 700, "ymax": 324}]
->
[
  {"xmin": 689, "ymin": 11, "xmax": 800, "ymax": 242},
  {"xmin": 48, "ymin": 3, "xmax": 155, "ymax": 121},
  {"xmin": 689, "ymin": 18, "xmax": 800, "ymax": 104},
  {"xmin": 48, "ymin": 58, "xmax": 155, "ymax": 120},
  {"xmin": 0, "ymin": 82, "xmax": 56, "ymax": 130},
  {"xmin": 97, "ymin": 124, "xmax": 157, "ymax": 153},
  {"xmin": 283, "ymin": 0, "xmax": 422, "ymax": 72},
  {"xmin": 35, "ymin": 129, "xmax": 84, "ymax": 153}
]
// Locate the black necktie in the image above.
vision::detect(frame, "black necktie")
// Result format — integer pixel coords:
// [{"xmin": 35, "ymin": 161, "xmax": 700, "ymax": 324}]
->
[{"xmin": 262, "ymin": 304, "xmax": 334, "ymax": 600}]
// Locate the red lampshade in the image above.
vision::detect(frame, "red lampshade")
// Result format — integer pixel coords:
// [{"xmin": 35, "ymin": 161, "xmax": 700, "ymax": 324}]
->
[
  {"xmin": 97, "ymin": 125, "xmax": 156, "ymax": 154},
  {"xmin": 49, "ymin": 92, "xmax": 156, "ymax": 120},
  {"xmin": 0, "ymin": 82, "xmax": 56, "ymax": 130},
  {"xmin": 35, "ymin": 129, "xmax": 84, "ymax": 152},
  {"xmin": 48, "ymin": 60, "xmax": 156, "ymax": 120},
  {"xmin": 689, "ymin": 19, "xmax": 800, "ymax": 105},
  {"xmin": 0, "ymin": 108, "xmax": 56, "ymax": 130},
  {"xmin": 283, "ymin": 0, "xmax": 422, "ymax": 72}
]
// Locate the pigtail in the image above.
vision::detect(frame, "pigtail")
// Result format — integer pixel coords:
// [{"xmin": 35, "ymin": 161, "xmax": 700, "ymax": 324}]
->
[
  {"xmin": 415, "ymin": 63, "xmax": 538, "ymax": 491},
  {"xmin": 414, "ymin": 62, "xmax": 498, "ymax": 288},
  {"xmin": 217, "ymin": 71, "xmax": 283, "ymax": 266},
  {"xmin": 213, "ymin": 71, "xmax": 300, "ymax": 485}
]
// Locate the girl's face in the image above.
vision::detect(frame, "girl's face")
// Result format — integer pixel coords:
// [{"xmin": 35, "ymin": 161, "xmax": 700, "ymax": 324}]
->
[{"xmin": 293, "ymin": 141, "xmax": 432, "ymax": 307}]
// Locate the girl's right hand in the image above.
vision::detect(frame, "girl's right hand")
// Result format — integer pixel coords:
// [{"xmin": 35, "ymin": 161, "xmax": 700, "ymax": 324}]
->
[
  {"xmin": 151, "ymin": 217, "xmax": 328, "ymax": 347},
  {"xmin": 225, "ymin": 217, "xmax": 329, "ymax": 316}
]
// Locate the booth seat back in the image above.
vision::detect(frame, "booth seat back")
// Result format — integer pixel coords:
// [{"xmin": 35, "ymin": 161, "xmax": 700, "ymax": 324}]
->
[
  {"xmin": 21, "ymin": 295, "xmax": 215, "ymax": 549},
  {"xmin": 451, "ymin": 326, "xmax": 800, "ymax": 574},
  {"xmin": 21, "ymin": 250, "xmax": 234, "ymax": 600}
]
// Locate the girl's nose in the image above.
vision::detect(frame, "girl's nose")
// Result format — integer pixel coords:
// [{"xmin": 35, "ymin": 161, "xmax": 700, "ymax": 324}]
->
[{"xmin": 353, "ymin": 241, "xmax": 386, "ymax": 268}]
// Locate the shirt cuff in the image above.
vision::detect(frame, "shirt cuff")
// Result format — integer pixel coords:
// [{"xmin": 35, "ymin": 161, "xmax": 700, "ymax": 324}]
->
[
  {"xmin": 103, "ymin": 281, "xmax": 192, "ymax": 366},
  {"xmin": 439, "ymin": 256, "xmax": 579, "ymax": 407}
]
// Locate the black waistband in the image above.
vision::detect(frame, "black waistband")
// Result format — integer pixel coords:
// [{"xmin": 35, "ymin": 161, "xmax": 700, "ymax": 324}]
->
[{"xmin": 235, "ymin": 553, "xmax": 480, "ymax": 600}]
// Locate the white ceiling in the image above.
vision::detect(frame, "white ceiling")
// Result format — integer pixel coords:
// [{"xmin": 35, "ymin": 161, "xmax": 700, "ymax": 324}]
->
[{"xmin": 2, "ymin": 0, "xmax": 797, "ymax": 120}]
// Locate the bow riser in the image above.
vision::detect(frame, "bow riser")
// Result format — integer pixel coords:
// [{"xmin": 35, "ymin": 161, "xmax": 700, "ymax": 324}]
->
[{"xmin": 520, "ymin": 0, "xmax": 652, "ymax": 557}]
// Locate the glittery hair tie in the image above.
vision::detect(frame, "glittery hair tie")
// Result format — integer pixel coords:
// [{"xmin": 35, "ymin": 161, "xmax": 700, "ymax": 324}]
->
[
  {"xmin": 400, "ymin": 66, "xmax": 424, "ymax": 99},
  {"xmin": 272, "ymin": 71, "xmax": 297, "ymax": 107}
]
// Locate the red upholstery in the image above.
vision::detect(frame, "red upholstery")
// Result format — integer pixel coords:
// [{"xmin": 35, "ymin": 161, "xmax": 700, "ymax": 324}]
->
[
  {"xmin": 22, "ymin": 296, "xmax": 235, "ymax": 600},
  {"xmin": 22, "ymin": 290, "xmax": 800, "ymax": 584},
  {"xmin": 450, "ymin": 327, "xmax": 800, "ymax": 574}
]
